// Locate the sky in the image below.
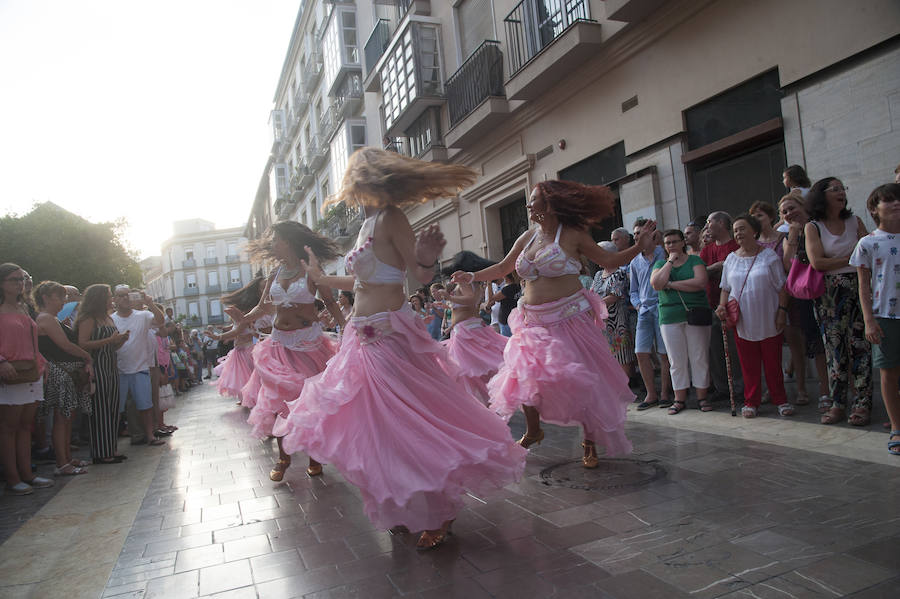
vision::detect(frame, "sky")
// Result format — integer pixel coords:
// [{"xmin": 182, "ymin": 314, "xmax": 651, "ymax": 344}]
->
[{"xmin": 0, "ymin": 0, "xmax": 302, "ymax": 259}]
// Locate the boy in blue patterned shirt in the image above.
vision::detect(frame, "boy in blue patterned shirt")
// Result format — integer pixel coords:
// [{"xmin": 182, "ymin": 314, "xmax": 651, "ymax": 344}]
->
[{"xmin": 850, "ymin": 183, "xmax": 900, "ymax": 455}]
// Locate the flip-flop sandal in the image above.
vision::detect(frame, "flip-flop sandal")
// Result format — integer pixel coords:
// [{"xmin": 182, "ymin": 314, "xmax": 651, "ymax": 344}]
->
[
  {"xmin": 667, "ymin": 401, "xmax": 686, "ymax": 415},
  {"xmin": 636, "ymin": 400, "xmax": 659, "ymax": 411}
]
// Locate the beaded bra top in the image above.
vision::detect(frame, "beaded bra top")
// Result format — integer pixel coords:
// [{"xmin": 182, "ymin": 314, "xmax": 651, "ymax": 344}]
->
[
  {"xmin": 269, "ymin": 269, "xmax": 315, "ymax": 307},
  {"xmin": 345, "ymin": 212, "xmax": 406, "ymax": 285},
  {"xmin": 515, "ymin": 224, "xmax": 582, "ymax": 281}
]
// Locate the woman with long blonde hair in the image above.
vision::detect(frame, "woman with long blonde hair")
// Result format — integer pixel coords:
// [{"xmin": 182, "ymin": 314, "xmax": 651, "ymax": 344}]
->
[
  {"xmin": 274, "ymin": 148, "xmax": 526, "ymax": 550},
  {"xmin": 453, "ymin": 181, "xmax": 656, "ymax": 467}
]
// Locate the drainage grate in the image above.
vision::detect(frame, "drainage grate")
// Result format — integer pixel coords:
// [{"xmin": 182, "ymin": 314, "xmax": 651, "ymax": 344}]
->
[{"xmin": 539, "ymin": 458, "xmax": 666, "ymax": 491}]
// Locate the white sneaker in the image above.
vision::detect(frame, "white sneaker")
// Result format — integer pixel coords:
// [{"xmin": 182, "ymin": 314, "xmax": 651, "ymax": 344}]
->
[
  {"xmin": 8, "ymin": 482, "xmax": 33, "ymax": 495},
  {"xmin": 26, "ymin": 476, "xmax": 55, "ymax": 489}
]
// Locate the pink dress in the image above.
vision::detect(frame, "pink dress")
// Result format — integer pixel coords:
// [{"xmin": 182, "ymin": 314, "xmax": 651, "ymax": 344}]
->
[
  {"xmin": 239, "ymin": 314, "xmax": 272, "ymax": 409},
  {"xmin": 214, "ymin": 330, "xmax": 255, "ymax": 401},
  {"xmin": 245, "ymin": 276, "xmax": 337, "ymax": 438},
  {"xmin": 488, "ymin": 226, "xmax": 635, "ymax": 455},
  {"xmin": 273, "ymin": 212, "xmax": 526, "ymax": 531},
  {"xmin": 444, "ymin": 316, "xmax": 508, "ymax": 405}
]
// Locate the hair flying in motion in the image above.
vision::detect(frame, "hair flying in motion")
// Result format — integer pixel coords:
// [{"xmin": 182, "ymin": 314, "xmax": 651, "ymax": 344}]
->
[
  {"xmin": 535, "ymin": 180, "xmax": 616, "ymax": 229},
  {"xmin": 247, "ymin": 221, "xmax": 341, "ymax": 266}
]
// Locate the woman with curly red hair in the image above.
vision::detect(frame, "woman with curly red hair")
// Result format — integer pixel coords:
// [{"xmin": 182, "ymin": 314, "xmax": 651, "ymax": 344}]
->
[{"xmin": 454, "ymin": 180, "xmax": 656, "ymax": 467}]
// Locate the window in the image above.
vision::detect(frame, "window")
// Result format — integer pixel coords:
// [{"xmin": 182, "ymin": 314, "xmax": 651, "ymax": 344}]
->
[
  {"xmin": 227, "ymin": 241, "xmax": 238, "ymax": 256},
  {"xmin": 208, "ymin": 271, "xmax": 218, "ymax": 286},
  {"xmin": 185, "ymin": 248, "xmax": 194, "ymax": 261},
  {"xmin": 342, "ymin": 11, "xmax": 358, "ymax": 64},
  {"xmin": 456, "ymin": 0, "xmax": 495, "ymax": 61},
  {"xmin": 186, "ymin": 273, "xmax": 197, "ymax": 289},
  {"xmin": 209, "ymin": 300, "xmax": 222, "ymax": 317},
  {"xmin": 350, "ymin": 123, "xmax": 366, "ymax": 152},
  {"xmin": 380, "ymin": 24, "xmax": 443, "ymax": 131},
  {"xmin": 188, "ymin": 302, "xmax": 199, "ymax": 317},
  {"xmin": 273, "ymin": 163, "xmax": 289, "ymax": 197},
  {"xmin": 206, "ymin": 245, "xmax": 216, "ymax": 258},
  {"xmin": 230, "ymin": 269, "xmax": 241, "ymax": 284}
]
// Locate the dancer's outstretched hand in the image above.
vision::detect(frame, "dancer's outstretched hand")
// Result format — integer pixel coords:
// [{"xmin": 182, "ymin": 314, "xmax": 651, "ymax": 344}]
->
[
  {"xmin": 224, "ymin": 306, "xmax": 245, "ymax": 324},
  {"xmin": 302, "ymin": 246, "xmax": 324, "ymax": 283},
  {"xmin": 451, "ymin": 270, "xmax": 475, "ymax": 284},
  {"xmin": 415, "ymin": 224, "xmax": 446, "ymax": 268},
  {"xmin": 635, "ymin": 219, "xmax": 658, "ymax": 251}
]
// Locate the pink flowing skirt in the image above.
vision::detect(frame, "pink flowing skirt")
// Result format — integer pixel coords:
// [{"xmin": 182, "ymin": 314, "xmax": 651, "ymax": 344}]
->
[
  {"xmin": 488, "ymin": 288, "xmax": 634, "ymax": 456},
  {"xmin": 273, "ymin": 305, "xmax": 526, "ymax": 532},
  {"xmin": 444, "ymin": 317, "xmax": 508, "ymax": 405},
  {"xmin": 214, "ymin": 345, "xmax": 254, "ymax": 401},
  {"xmin": 246, "ymin": 327, "xmax": 337, "ymax": 438}
]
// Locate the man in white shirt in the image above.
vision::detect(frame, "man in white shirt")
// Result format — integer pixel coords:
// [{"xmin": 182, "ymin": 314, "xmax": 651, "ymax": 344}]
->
[{"xmin": 112, "ymin": 285, "xmax": 165, "ymax": 446}]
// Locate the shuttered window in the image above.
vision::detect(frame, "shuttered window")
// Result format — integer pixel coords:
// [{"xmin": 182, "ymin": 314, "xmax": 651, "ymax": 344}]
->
[{"xmin": 457, "ymin": 0, "xmax": 495, "ymax": 60}]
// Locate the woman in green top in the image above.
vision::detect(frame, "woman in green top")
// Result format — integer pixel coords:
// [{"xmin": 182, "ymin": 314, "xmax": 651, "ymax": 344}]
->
[{"xmin": 650, "ymin": 230, "xmax": 712, "ymax": 414}]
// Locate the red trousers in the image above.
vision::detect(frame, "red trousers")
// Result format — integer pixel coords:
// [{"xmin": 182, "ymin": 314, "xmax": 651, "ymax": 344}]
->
[{"xmin": 734, "ymin": 333, "xmax": 787, "ymax": 408}]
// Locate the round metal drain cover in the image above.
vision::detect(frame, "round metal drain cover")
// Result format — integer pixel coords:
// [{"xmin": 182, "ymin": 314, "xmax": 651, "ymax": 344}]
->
[{"xmin": 539, "ymin": 458, "xmax": 666, "ymax": 491}]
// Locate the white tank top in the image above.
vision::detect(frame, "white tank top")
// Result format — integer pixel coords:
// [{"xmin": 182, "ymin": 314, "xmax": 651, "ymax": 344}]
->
[{"xmin": 813, "ymin": 216, "xmax": 858, "ymax": 275}]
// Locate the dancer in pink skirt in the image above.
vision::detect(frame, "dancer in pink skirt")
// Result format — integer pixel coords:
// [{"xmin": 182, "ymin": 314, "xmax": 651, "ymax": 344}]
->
[
  {"xmin": 453, "ymin": 180, "xmax": 656, "ymax": 468},
  {"xmin": 442, "ymin": 279, "xmax": 508, "ymax": 405},
  {"xmin": 237, "ymin": 312, "xmax": 271, "ymax": 410},
  {"xmin": 274, "ymin": 148, "xmax": 526, "ymax": 550},
  {"xmin": 226, "ymin": 222, "xmax": 343, "ymax": 482},
  {"xmin": 214, "ymin": 274, "xmax": 266, "ymax": 405}
]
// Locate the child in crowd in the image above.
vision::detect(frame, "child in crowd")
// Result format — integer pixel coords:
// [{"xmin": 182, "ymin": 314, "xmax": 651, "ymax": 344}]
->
[{"xmin": 851, "ymin": 183, "xmax": 900, "ymax": 456}]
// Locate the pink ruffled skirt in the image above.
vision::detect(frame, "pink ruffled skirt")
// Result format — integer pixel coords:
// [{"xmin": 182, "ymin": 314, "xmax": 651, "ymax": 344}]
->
[
  {"xmin": 246, "ymin": 326, "xmax": 337, "ymax": 438},
  {"xmin": 273, "ymin": 305, "xmax": 526, "ymax": 532},
  {"xmin": 488, "ymin": 288, "xmax": 634, "ymax": 456},
  {"xmin": 444, "ymin": 317, "xmax": 508, "ymax": 405},
  {"xmin": 214, "ymin": 345, "xmax": 254, "ymax": 401}
]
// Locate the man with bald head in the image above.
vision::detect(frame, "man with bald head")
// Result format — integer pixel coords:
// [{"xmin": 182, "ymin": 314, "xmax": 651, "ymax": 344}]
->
[{"xmin": 700, "ymin": 211, "xmax": 742, "ymax": 399}]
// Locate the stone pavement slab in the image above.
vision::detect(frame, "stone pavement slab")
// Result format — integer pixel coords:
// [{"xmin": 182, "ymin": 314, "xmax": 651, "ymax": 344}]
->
[{"xmin": 1, "ymin": 379, "xmax": 897, "ymax": 598}]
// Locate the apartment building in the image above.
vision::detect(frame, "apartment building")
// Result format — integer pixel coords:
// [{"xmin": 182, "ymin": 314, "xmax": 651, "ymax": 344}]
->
[
  {"xmin": 145, "ymin": 220, "xmax": 253, "ymax": 328},
  {"xmin": 255, "ymin": 0, "xmax": 899, "ymax": 270}
]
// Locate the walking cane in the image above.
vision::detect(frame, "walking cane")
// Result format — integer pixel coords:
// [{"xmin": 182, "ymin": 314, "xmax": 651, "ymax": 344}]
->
[{"xmin": 721, "ymin": 326, "xmax": 737, "ymax": 416}]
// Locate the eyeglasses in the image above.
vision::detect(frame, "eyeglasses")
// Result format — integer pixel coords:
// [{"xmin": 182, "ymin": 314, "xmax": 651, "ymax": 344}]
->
[
  {"xmin": 826, "ymin": 185, "xmax": 848, "ymax": 193},
  {"xmin": 4, "ymin": 277, "xmax": 25, "ymax": 283}
]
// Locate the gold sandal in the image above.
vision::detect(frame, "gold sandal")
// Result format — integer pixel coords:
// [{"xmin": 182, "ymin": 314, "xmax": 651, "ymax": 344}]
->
[
  {"xmin": 269, "ymin": 458, "xmax": 290, "ymax": 482},
  {"xmin": 306, "ymin": 459, "xmax": 323, "ymax": 477},
  {"xmin": 517, "ymin": 429, "xmax": 544, "ymax": 449},
  {"xmin": 582, "ymin": 441, "xmax": 599, "ymax": 469},
  {"xmin": 416, "ymin": 520, "xmax": 454, "ymax": 551}
]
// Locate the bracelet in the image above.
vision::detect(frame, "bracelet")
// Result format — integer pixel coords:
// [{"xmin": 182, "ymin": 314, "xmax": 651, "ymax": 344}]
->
[{"xmin": 416, "ymin": 259, "xmax": 437, "ymax": 269}]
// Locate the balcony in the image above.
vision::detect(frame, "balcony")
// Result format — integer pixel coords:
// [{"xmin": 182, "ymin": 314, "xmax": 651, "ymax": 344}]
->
[
  {"xmin": 208, "ymin": 314, "xmax": 225, "ymax": 325},
  {"xmin": 364, "ymin": 19, "xmax": 391, "ymax": 82},
  {"xmin": 182, "ymin": 259, "xmax": 196, "ymax": 268},
  {"xmin": 302, "ymin": 50, "xmax": 323, "ymax": 93},
  {"xmin": 503, "ymin": 0, "xmax": 602, "ymax": 101},
  {"xmin": 206, "ymin": 284, "xmax": 221, "ymax": 295},
  {"xmin": 291, "ymin": 161, "xmax": 314, "ymax": 193},
  {"xmin": 384, "ymin": 137, "xmax": 412, "ymax": 157},
  {"xmin": 275, "ymin": 195, "xmax": 296, "ymax": 220},
  {"xmin": 203, "ymin": 257, "xmax": 218, "ymax": 266},
  {"xmin": 334, "ymin": 73, "xmax": 363, "ymax": 118},
  {"xmin": 227, "ymin": 281, "xmax": 242, "ymax": 291},
  {"xmin": 225, "ymin": 254, "xmax": 240, "ymax": 264},
  {"xmin": 293, "ymin": 89, "xmax": 310, "ymax": 115},
  {"xmin": 379, "ymin": 21, "xmax": 445, "ymax": 139},
  {"xmin": 605, "ymin": 0, "xmax": 669, "ymax": 22},
  {"xmin": 184, "ymin": 287, "xmax": 199, "ymax": 297},
  {"xmin": 184, "ymin": 316, "xmax": 201, "ymax": 327},
  {"xmin": 287, "ymin": 108, "xmax": 301, "ymax": 139},
  {"xmin": 445, "ymin": 41, "xmax": 509, "ymax": 149},
  {"xmin": 318, "ymin": 104, "xmax": 339, "ymax": 143},
  {"xmin": 316, "ymin": 202, "xmax": 364, "ymax": 248},
  {"xmin": 305, "ymin": 135, "xmax": 327, "ymax": 170}
]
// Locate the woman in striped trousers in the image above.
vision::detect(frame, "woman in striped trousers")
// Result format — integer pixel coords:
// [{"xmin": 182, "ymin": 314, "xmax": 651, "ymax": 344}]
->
[{"xmin": 76, "ymin": 285, "xmax": 128, "ymax": 464}]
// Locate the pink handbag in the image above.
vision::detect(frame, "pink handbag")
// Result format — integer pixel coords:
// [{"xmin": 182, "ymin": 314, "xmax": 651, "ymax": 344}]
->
[{"xmin": 785, "ymin": 257, "xmax": 825, "ymax": 300}]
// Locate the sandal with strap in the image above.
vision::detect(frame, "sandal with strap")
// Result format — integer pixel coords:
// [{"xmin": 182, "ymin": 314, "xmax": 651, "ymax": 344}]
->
[
  {"xmin": 416, "ymin": 520, "xmax": 454, "ymax": 551},
  {"xmin": 848, "ymin": 406, "xmax": 871, "ymax": 427},
  {"xmin": 53, "ymin": 463, "xmax": 88, "ymax": 476},
  {"xmin": 777, "ymin": 403, "xmax": 796, "ymax": 417},
  {"xmin": 306, "ymin": 459, "xmax": 323, "ymax": 477},
  {"xmin": 817, "ymin": 396, "xmax": 833, "ymax": 414},
  {"xmin": 667, "ymin": 401, "xmax": 686, "ymax": 415},
  {"xmin": 517, "ymin": 429, "xmax": 544, "ymax": 449},
  {"xmin": 698, "ymin": 399, "xmax": 715, "ymax": 412},
  {"xmin": 741, "ymin": 406, "xmax": 757, "ymax": 419},
  {"xmin": 269, "ymin": 458, "xmax": 290, "ymax": 482},
  {"xmin": 821, "ymin": 405, "xmax": 845, "ymax": 425},
  {"xmin": 889, "ymin": 430, "xmax": 900, "ymax": 456},
  {"xmin": 582, "ymin": 441, "xmax": 599, "ymax": 469}
]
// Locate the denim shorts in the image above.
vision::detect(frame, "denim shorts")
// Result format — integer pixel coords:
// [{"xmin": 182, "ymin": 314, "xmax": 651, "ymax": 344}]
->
[
  {"xmin": 118, "ymin": 370, "xmax": 153, "ymax": 412},
  {"xmin": 635, "ymin": 309, "xmax": 667, "ymax": 354}
]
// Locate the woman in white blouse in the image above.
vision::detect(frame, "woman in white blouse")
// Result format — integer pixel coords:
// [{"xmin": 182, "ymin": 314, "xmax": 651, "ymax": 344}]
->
[{"xmin": 714, "ymin": 214, "xmax": 793, "ymax": 418}]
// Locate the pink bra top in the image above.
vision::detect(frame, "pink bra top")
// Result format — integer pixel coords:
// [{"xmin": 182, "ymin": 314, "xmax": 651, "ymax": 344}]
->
[
  {"xmin": 345, "ymin": 212, "xmax": 406, "ymax": 285},
  {"xmin": 515, "ymin": 224, "xmax": 582, "ymax": 281},
  {"xmin": 269, "ymin": 269, "xmax": 315, "ymax": 307}
]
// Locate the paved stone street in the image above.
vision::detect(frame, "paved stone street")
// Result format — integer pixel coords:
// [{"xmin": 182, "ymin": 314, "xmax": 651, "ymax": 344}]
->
[{"xmin": 1, "ymin": 380, "xmax": 898, "ymax": 598}]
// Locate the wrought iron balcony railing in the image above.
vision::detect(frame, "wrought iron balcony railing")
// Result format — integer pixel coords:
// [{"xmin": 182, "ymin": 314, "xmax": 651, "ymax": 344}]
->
[
  {"xmin": 504, "ymin": 0, "xmax": 591, "ymax": 76},
  {"xmin": 446, "ymin": 41, "xmax": 504, "ymax": 127},
  {"xmin": 364, "ymin": 19, "xmax": 391, "ymax": 75}
]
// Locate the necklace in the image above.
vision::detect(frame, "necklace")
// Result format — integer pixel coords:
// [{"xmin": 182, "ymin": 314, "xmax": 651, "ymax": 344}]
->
[{"xmin": 278, "ymin": 266, "xmax": 301, "ymax": 280}]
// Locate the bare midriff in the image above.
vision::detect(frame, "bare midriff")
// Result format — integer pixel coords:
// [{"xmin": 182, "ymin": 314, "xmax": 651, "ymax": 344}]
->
[
  {"xmin": 350, "ymin": 282, "xmax": 407, "ymax": 318},
  {"xmin": 273, "ymin": 303, "xmax": 320, "ymax": 331},
  {"xmin": 521, "ymin": 274, "xmax": 583, "ymax": 306}
]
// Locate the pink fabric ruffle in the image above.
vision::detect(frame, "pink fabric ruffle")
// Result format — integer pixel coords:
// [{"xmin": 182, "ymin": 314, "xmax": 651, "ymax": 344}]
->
[
  {"xmin": 274, "ymin": 306, "xmax": 526, "ymax": 532},
  {"xmin": 240, "ymin": 370, "xmax": 261, "ymax": 409},
  {"xmin": 444, "ymin": 318, "xmax": 508, "ymax": 405},
  {"xmin": 246, "ymin": 334, "xmax": 336, "ymax": 438},
  {"xmin": 488, "ymin": 288, "xmax": 634, "ymax": 456},
  {"xmin": 214, "ymin": 345, "xmax": 254, "ymax": 401}
]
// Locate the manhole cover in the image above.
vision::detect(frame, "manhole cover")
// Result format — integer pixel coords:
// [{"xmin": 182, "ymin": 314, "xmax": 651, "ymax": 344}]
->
[{"xmin": 539, "ymin": 458, "xmax": 666, "ymax": 491}]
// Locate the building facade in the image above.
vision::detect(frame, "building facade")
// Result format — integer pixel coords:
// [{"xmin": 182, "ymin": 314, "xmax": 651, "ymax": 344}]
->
[
  {"xmin": 255, "ymin": 0, "xmax": 900, "ymax": 271},
  {"xmin": 144, "ymin": 220, "xmax": 253, "ymax": 328}
]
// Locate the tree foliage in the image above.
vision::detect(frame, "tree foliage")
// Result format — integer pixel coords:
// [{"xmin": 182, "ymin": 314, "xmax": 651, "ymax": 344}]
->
[{"xmin": 0, "ymin": 202, "xmax": 142, "ymax": 289}]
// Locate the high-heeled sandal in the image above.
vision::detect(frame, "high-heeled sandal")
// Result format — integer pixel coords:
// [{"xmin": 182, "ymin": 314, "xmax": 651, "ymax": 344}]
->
[
  {"xmin": 517, "ymin": 429, "xmax": 544, "ymax": 449},
  {"xmin": 306, "ymin": 460, "xmax": 323, "ymax": 477},
  {"xmin": 582, "ymin": 441, "xmax": 599, "ymax": 469},
  {"xmin": 269, "ymin": 458, "xmax": 290, "ymax": 482},
  {"xmin": 416, "ymin": 520, "xmax": 454, "ymax": 551}
]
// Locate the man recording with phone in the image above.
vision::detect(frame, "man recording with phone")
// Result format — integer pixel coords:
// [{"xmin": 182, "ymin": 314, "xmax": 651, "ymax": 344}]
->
[{"xmin": 111, "ymin": 285, "xmax": 165, "ymax": 447}]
